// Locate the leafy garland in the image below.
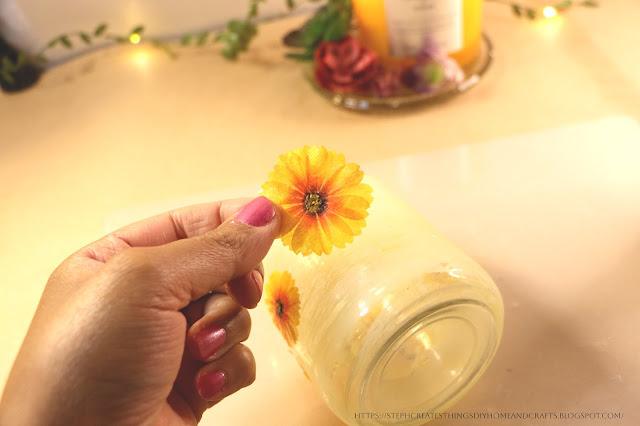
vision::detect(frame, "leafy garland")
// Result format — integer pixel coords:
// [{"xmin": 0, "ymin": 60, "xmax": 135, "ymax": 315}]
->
[
  {"xmin": 486, "ymin": 0, "xmax": 597, "ymax": 20},
  {"xmin": 0, "ymin": 0, "xmax": 597, "ymax": 87},
  {"xmin": 0, "ymin": 23, "xmax": 170, "ymax": 85}
]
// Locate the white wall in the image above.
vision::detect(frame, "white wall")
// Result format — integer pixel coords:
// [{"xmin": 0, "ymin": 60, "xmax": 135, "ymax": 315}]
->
[{"xmin": 2, "ymin": 0, "xmax": 314, "ymax": 62}]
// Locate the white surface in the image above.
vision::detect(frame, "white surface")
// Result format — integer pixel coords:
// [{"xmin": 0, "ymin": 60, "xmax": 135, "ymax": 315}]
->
[{"xmin": 106, "ymin": 116, "xmax": 640, "ymax": 425}]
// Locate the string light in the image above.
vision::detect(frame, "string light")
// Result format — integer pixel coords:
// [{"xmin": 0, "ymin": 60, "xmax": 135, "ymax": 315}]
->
[
  {"xmin": 543, "ymin": 6, "xmax": 558, "ymax": 18},
  {"xmin": 493, "ymin": 0, "xmax": 598, "ymax": 20},
  {"xmin": 129, "ymin": 33, "xmax": 141, "ymax": 44}
]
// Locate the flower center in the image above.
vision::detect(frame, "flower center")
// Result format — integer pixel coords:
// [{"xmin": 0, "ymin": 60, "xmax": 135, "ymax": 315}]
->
[
  {"xmin": 303, "ymin": 191, "xmax": 327, "ymax": 216},
  {"xmin": 275, "ymin": 299, "xmax": 285, "ymax": 318}
]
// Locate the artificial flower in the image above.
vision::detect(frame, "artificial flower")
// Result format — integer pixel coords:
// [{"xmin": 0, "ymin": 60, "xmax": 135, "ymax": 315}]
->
[
  {"xmin": 314, "ymin": 36, "xmax": 378, "ymax": 93},
  {"xmin": 261, "ymin": 146, "xmax": 373, "ymax": 256},
  {"xmin": 402, "ymin": 38, "xmax": 464, "ymax": 92},
  {"xmin": 368, "ymin": 65, "xmax": 401, "ymax": 97},
  {"xmin": 265, "ymin": 271, "xmax": 301, "ymax": 346}
]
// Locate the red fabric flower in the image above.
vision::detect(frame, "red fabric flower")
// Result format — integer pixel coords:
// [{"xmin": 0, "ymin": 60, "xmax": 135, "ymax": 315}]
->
[{"xmin": 314, "ymin": 36, "xmax": 378, "ymax": 93}]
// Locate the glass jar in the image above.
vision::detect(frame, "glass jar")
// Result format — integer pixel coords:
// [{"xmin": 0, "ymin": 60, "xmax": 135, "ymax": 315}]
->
[
  {"xmin": 264, "ymin": 178, "xmax": 503, "ymax": 425},
  {"xmin": 351, "ymin": 0, "xmax": 483, "ymax": 67}
]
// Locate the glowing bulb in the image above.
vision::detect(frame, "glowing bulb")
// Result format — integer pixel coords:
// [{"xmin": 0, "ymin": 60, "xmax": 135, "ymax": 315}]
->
[
  {"xmin": 543, "ymin": 6, "xmax": 557, "ymax": 18},
  {"xmin": 129, "ymin": 33, "xmax": 141, "ymax": 44}
]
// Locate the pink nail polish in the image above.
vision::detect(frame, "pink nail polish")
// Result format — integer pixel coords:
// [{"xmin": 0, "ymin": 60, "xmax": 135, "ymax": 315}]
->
[
  {"xmin": 196, "ymin": 370, "xmax": 227, "ymax": 399},
  {"xmin": 194, "ymin": 326, "xmax": 227, "ymax": 359},
  {"xmin": 235, "ymin": 196, "xmax": 275, "ymax": 227},
  {"xmin": 251, "ymin": 269, "xmax": 263, "ymax": 299}
]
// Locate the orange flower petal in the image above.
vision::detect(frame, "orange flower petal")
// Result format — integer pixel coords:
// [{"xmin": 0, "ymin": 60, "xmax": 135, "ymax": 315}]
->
[
  {"xmin": 316, "ymin": 216, "xmax": 334, "ymax": 255},
  {"xmin": 262, "ymin": 181, "xmax": 304, "ymax": 205},
  {"xmin": 332, "ymin": 183, "xmax": 374, "ymax": 200},
  {"xmin": 324, "ymin": 163, "xmax": 364, "ymax": 195},
  {"xmin": 284, "ymin": 149, "xmax": 309, "ymax": 187},
  {"xmin": 291, "ymin": 216, "xmax": 322, "ymax": 256},
  {"xmin": 322, "ymin": 213, "xmax": 354, "ymax": 248},
  {"xmin": 279, "ymin": 206, "xmax": 305, "ymax": 238},
  {"xmin": 269, "ymin": 162, "xmax": 306, "ymax": 194},
  {"xmin": 328, "ymin": 194, "xmax": 372, "ymax": 213},
  {"xmin": 336, "ymin": 208, "xmax": 369, "ymax": 221},
  {"xmin": 262, "ymin": 146, "xmax": 373, "ymax": 256},
  {"xmin": 307, "ymin": 145, "xmax": 329, "ymax": 177},
  {"xmin": 265, "ymin": 271, "xmax": 300, "ymax": 346}
]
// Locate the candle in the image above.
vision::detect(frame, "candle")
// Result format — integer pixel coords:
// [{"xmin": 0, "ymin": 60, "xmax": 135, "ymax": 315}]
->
[
  {"xmin": 264, "ymin": 177, "xmax": 503, "ymax": 425},
  {"xmin": 351, "ymin": 0, "xmax": 483, "ymax": 67}
]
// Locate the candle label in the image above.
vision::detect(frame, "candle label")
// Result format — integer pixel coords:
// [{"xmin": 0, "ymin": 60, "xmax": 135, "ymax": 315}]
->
[{"xmin": 383, "ymin": 0, "xmax": 463, "ymax": 56}]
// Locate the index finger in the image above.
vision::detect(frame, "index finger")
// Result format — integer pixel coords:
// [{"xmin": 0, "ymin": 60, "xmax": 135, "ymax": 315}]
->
[{"xmin": 77, "ymin": 198, "xmax": 253, "ymax": 263}]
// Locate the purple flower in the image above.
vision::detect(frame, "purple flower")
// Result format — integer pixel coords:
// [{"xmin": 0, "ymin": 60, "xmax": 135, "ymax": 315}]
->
[{"xmin": 402, "ymin": 38, "xmax": 464, "ymax": 93}]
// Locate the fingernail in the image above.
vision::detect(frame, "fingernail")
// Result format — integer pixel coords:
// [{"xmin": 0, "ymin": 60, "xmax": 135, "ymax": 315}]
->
[
  {"xmin": 235, "ymin": 196, "xmax": 275, "ymax": 227},
  {"xmin": 194, "ymin": 326, "xmax": 227, "ymax": 359},
  {"xmin": 196, "ymin": 370, "xmax": 227, "ymax": 399},
  {"xmin": 251, "ymin": 269, "xmax": 263, "ymax": 299}
]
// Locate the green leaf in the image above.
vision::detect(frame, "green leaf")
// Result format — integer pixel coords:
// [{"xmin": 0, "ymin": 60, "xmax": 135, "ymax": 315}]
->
[
  {"xmin": 323, "ymin": 15, "xmax": 349, "ymax": 41},
  {"xmin": 79, "ymin": 32, "xmax": 92, "ymax": 44},
  {"xmin": 221, "ymin": 44, "xmax": 238, "ymax": 59},
  {"xmin": 152, "ymin": 40, "xmax": 177, "ymax": 59},
  {"xmin": 246, "ymin": 22, "xmax": 258, "ymax": 37},
  {"xmin": 247, "ymin": 0, "xmax": 266, "ymax": 19},
  {"xmin": 94, "ymin": 23, "xmax": 108, "ymax": 37},
  {"xmin": 286, "ymin": 0, "xmax": 295, "ymax": 10},
  {"xmin": 285, "ymin": 51, "xmax": 314, "ymax": 61},
  {"xmin": 526, "ymin": 8, "xmax": 537, "ymax": 19},
  {"xmin": 0, "ymin": 69, "xmax": 15, "ymax": 84},
  {"xmin": 249, "ymin": 3, "xmax": 259, "ymax": 18},
  {"xmin": 511, "ymin": 4, "xmax": 522, "ymax": 16},
  {"xmin": 197, "ymin": 32, "xmax": 209, "ymax": 46},
  {"xmin": 227, "ymin": 32, "xmax": 240, "ymax": 46},
  {"xmin": 161, "ymin": 45, "xmax": 177, "ymax": 59},
  {"xmin": 299, "ymin": 19, "xmax": 326, "ymax": 47},
  {"xmin": 180, "ymin": 34, "xmax": 193, "ymax": 45},
  {"xmin": 581, "ymin": 0, "xmax": 598, "ymax": 6},
  {"xmin": 283, "ymin": 29, "xmax": 304, "ymax": 47},
  {"xmin": 16, "ymin": 52, "xmax": 28, "ymax": 67},
  {"xmin": 227, "ymin": 20, "xmax": 247, "ymax": 34},
  {"xmin": 47, "ymin": 38, "xmax": 59, "ymax": 48},
  {"xmin": 60, "ymin": 35, "xmax": 72, "ymax": 48},
  {"xmin": 2, "ymin": 56, "xmax": 14, "ymax": 72},
  {"xmin": 131, "ymin": 25, "xmax": 145, "ymax": 36},
  {"xmin": 35, "ymin": 54, "xmax": 47, "ymax": 64},
  {"xmin": 555, "ymin": 0, "xmax": 572, "ymax": 10}
]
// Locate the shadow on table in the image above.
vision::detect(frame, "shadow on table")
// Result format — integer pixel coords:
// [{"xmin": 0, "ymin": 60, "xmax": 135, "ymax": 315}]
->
[{"xmin": 428, "ymin": 270, "xmax": 615, "ymax": 426}]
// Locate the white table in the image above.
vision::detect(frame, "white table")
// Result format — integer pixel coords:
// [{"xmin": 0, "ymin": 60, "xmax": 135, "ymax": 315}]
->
[{"xmin": 105, "ymin": 116, "xmax": 640, "ymax": 425}]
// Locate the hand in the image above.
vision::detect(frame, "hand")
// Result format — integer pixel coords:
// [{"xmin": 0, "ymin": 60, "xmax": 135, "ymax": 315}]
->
[{"xmin": 0, "ymin": 196, "xmax": 280, "ymax": 426}]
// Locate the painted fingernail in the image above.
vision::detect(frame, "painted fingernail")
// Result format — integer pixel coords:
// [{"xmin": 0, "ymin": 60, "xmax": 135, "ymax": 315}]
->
[
  {"xmin": 196, "ymin": 370, "xmax": 227, "ymax": 399},
  {"xmin": 194, "ymin": 326, "xmax": 227, "ymax": 359},
  {"xmin": 234, "ymin": 196, "xmax": 275, "ymax": 227},
  {"xmin": 251, "ymin": 269, "xmax": 263, "ymax": 299}
]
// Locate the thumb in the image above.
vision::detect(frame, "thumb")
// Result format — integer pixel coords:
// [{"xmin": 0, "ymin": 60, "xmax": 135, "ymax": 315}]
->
[{"xmin": 105, "ymin": 196, "xmax": 281, "ymax": 310}]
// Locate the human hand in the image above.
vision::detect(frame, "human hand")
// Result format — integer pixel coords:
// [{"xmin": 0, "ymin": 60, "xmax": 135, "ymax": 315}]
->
[{"xmin": 0, "ymin": 196, "xmax": 280, "ymax": 426}]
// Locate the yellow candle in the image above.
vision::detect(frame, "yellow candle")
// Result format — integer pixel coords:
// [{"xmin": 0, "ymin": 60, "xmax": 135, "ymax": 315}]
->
[{"xmin": 351, "ymin": 0, "xmax": 483, "ymax": 67}]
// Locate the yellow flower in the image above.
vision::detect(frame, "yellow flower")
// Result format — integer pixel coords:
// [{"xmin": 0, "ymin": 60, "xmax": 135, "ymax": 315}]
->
[
  {"xmin": 261, "ymin": 146, "xmax": 373, "ymax": 256},
  {"xmin": 265, "ymin": 271, "xmax": 300, "ymax": 346}
]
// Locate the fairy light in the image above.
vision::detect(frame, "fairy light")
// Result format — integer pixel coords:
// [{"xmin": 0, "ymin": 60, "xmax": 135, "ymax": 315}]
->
[
  {"xmin": 129, "ymin": 33, "xmax": 141, "ymax": 44},
  {"xmin": 543, "ymin": 6, "xmax": 557, "ymax": 18}
]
